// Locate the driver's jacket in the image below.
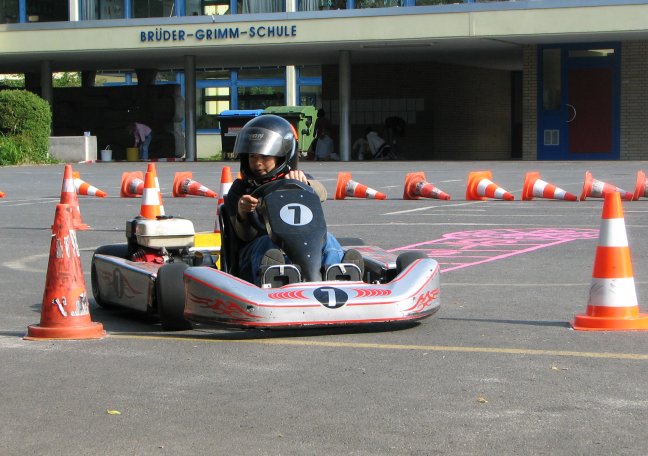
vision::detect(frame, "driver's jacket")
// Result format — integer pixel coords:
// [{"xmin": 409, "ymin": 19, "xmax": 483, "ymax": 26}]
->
[{"xmin": 224, "ymin": 177, "xmax": 327, "ymax": 245}]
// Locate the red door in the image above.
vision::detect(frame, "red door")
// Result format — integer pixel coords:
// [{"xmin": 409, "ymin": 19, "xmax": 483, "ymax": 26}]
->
[{"xmin": 567, "ymin": 67, "xmax": 613, "ymax": 154}]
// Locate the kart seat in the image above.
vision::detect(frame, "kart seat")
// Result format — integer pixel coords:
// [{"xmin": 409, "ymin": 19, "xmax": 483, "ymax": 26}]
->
[{"xmin": 218, "ymin": 203, "xmax": 241, "ymax": 277}]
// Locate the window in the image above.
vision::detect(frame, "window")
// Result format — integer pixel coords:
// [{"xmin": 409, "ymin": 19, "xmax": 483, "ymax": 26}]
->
[
  {"xmin": 197, "ymin": 86, "xmax": 230, "ymax": 129},
  {"xmin": 237, "ymin": 86, "xmax": 284, "ymax": 110},
  {"xmin": 1, "ymin": 0, "xmax": 19, "ymax": 23},
  {"xmin": 132, "ymin": 0, "xmax": 175, "ymax": 18},
  {"xmin": 26, "ymin": 0, "xmax": 68, "ymax": 22},
  {"xmin": 200, "ymin": 0, "xmax": 230, "ymax": 15},
  {"xmin": 238, "ymin": 0, "xmax": 284, "ymax": 13},
  {"xmin": 542, "ymin": 48, "xmax": 561, "ymax": 111}
]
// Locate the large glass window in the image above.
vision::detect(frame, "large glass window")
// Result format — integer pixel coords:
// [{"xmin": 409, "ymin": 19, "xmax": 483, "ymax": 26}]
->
[
  {"xmin": 238, "ymin": 0, "xmax": 284, "ymax": 13},
  {"xmin": 1, "ymin": 0, "xmax": 18, "ymax": 23},
  {"xmin": 356, "ymin": 0, "xmax": 403, "ymax": 8},
  {"xmin": 132, "ymin": 0, "xmax": 175, "ymax": 18},
  {"xmin": 197, "ymin": 87, "xmax": 230, "ymax": 129},
  {"xmin": 197, "ymin": 0, "xmax": 230, "ymax": 16},
  {"xmin": 237, "ymin": 86, "xmax": 284, "ymax": 110},
  {"xmin": 81, "ymin": 0, "xmax": 124, "ymax": 20},
  {"xmin": 26, "ymin": 0, "xmax": 68, "ymax": 22},
  {"xmin": 542, "ymin": 48, "xmax": 561, "ymax": 111}
]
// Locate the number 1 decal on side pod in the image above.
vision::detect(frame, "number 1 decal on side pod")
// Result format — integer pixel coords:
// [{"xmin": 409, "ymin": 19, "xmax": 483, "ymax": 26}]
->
[
  {"xmin": 279, "ymin": 203, "xmax": 313, "ymax": 226},
  {"xmin": 314, "ymin": 287, "xmax": 348, "ymax": 309}
]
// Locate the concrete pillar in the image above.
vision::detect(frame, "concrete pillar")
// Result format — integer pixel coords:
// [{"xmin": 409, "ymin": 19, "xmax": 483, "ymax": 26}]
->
[
  {"xmin": 184, "ymin": 55, "xmax": 197, "ymax": 162},
  {"xmin": 286, "ymin": 66, "xmax": 297, "ymax": 106},
  {"xmin": 69, "ymin": 1, "xmax": 80, "ymax": 21},
  {"xmin": 338, "ymin": 50, "xmax": 351, "ymax": 161},
  {"xmin": 40, "ymin": 60, "xmax": 53, "ymax": 107}
]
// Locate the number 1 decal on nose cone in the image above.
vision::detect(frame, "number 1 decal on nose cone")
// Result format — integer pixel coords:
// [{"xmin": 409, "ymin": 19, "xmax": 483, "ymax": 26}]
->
[
  {"xmin": 280, "ymin": 203, "xmax": 313, "ymax": 226},
  {"xmin": 314, "ymin": 287, "xmax": 348, "ymax": 309}
]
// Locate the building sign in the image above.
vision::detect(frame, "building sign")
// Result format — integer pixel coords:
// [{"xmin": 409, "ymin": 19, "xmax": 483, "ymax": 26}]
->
[{"xmin": 140, "ymin": 25, "xmax": 297, "ymax": 43}]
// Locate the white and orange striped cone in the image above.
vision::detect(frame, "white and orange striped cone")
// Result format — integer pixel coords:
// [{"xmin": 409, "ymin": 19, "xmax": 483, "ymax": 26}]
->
[
  {"xmin": 580, "ymin": 171, "xmax": 633, "ymax": 201},
  {"xmin": 214, "ymin": 166, "xmax": 233, "ymax": 233},
  {"xmin": 120, "ymin": 171, "xmax": 145, "ymax": 198},
  {"xmin": 59, "ymin": 164, "xmax": 89, "ymax": 230},
  {"xmin": 633, "ymin": 170, "xmax": 647, "ymax": 201},
  {"xmin": 466, "ymin": 170, "xmax": 514, "ymax": 201},
  {"xmin": 72, "ymin": 171, "xmax": 107, "ymax": 198},
  {"xmin": 334, "ymin": 172, "xmax": 386, "ymax": 200},
  {"xmin": 172, "ymin": 172, "xmax": 218, "ymax": 198},
  {"xmin": 145, "ymin": 163, "xmax": 165, "ymax": 216},
  {"xmin": 572, "ymin": 192, "xmax": 648, "ymax": 331},
  {"xmin": 403, "ymin": 172, "xmax": 451, "ymax": 201},
  {"xmin": 522, "ymin": 172, "xmax": 577, "ymax": 201},
  {"xmin": 139, "ymin": 170, "xmax": 164, "ymax": 219},
  {"xmin": 25, "ymin": 204, "xmax": 105, "ymax": 340}
]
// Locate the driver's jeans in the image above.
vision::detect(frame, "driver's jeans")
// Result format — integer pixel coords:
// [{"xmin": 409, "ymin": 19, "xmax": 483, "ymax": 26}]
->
[{"xmin": 239, "ymin": 232, "xmax": 344, "ymax": 285}]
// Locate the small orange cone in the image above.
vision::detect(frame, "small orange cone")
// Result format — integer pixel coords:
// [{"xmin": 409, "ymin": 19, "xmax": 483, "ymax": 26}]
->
[
  {"xmin": 59, "ymin": 164, "xmax": 89, "ymax": 230},
  {"xmin": 335, "ymin": 172, "xmax": 386, "ymax": 200},
  {"xmin": 466, "ymin": 170, "xmax": 514, "ymax": 201},
  {"xmin": 139, "ymin": 170, "xmax": 164, "ymax": 219},
  {"xmin": 0, "ymin": 190, "xmax": 5, "ymax": 198},
  {"xmin": 580, "ymin": 171, "xmax": 633, "ymax": 201},
  {"xmin": 72, "ymin": 171, "xmax": 107, "ymax": 198},
  {"xmin": 120, "ymin": 171, "xmax": 145, "ymax": 198},
  {"xmin": 172, "ymin": 172, "xmax": 218, "ymax": 198},
  {"xmin": 25, "ymin": 204, "xmax": 105, "ymax": 340},
  {"xmin": 572, "ymin": 192, "xmax": 648, "ymax": 331},
  {"xmin": 214, "ymin": 166, "xmax": 233, "ymax": 233},
  {"xmin": 633, "ymin": 170, "xmax": 647, "ymax": 201},
  {"xmin": 522, "ymin": 172, "xmax": 577, "ymax": 201},
  {"xmin": 403, "ymin": 172, "xmax": 451, "ymax": 201}
]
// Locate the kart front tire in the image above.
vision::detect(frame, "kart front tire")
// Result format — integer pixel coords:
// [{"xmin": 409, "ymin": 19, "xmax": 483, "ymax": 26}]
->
[
  {"xmin": 156, "ymin": 263, "xmax": 192, "ymax": 331},
  {"xmin": 91, "ymin": 244, "xmax": 130, "ymax": 309}
]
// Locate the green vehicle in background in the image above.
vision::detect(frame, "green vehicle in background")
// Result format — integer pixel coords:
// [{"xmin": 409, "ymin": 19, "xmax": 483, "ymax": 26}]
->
[{"xmin": 263, "ymin": 106, "xmax": 317, "ymax": 157}]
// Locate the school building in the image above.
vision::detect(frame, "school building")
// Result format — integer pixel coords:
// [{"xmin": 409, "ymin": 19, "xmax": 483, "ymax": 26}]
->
[{"xmin": 1, "ymin": 0, "xmax": 648, "ymax": 161}]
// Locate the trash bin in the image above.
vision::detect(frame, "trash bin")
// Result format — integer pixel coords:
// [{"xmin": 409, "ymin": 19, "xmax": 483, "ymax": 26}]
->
[
  {"xmin": 217, "ymin": 109, "xmax": 264, "ymax": 160},
  {"xmin": 262, "ymin": 106, "xmax": 317, "ymax": 157}
]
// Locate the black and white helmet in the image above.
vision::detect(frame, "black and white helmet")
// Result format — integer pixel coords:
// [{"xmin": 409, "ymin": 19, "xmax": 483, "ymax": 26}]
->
[{"xmin": 234, "ymin": 114, "xmax": 298, "ymax": 186}]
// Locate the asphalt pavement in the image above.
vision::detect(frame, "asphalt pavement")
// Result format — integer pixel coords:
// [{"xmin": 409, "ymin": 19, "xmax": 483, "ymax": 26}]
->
[{"xmin": 1, "ymin": 159, "xmax": 648, "ymax": 455}]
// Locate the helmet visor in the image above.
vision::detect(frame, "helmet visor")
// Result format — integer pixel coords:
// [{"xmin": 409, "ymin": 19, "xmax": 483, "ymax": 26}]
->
[{"xmin": 234, "ymin": 127, "xmax": 286, "ymax": 158}]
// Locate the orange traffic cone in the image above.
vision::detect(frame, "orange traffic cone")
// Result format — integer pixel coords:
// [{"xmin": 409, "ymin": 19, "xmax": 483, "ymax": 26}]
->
[
  {"xmin": 522, "ymin": 172, "xmax": 577, "ymax": 201},
  {"xmin": 147, "ymin": 163, "xmax": 166, "ymax": 216},
  {"xmin": 214, "ymin": 166, "xmax": 233, "ymax": 233},
  {"xmin": 633, "ymin": 170, "xmax": 647, "ymax": 201},
  {"xmin": 72, "ymin": 171, "xmax": 107, "ymax": 198},
  {"xmin": 466, "ymin": 170, "xmax": 514, "ymax": 201},
  {"xmin": 120, "ymin": 171, "xmax": 145, "ymax": 198},
  {"xmin": 59, "ymin": 164, "xmax": 89, "ymax": 230},
  {"xmin": 572, "ymin": 192, "xmax": 648, "ymax": 331},
  {"xmin": 0, "ymin": 190, "xmax": 5, "ymax": 198},
  {"xmin": 25, "ymin": 204, "xmax": 105, "ymax": 340},
  {"xmin": 335, "ymin": 172, "xmax": 386, "ymax": 200},
  {"xmin": 580, "ymin": 171, "xmax": 633, "ymax": 201},
  {"xmin": 172, "ymin": 172, "xmax": 218, "ymax": 198},
  {"xmin": 403, "ymin": 172, "xmax": 451, "ymax": 201},
  {"xmin": 139, "ymin": 170, "xmax": 164, "ymax": 219}
]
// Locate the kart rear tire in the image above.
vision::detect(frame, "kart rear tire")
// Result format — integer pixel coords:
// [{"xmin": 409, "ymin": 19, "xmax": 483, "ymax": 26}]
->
[
  {"xmin": 91, "ymin": 244, "xmax": 130, "ymax": 309},
  {"xmin": 396, "ymin": 251, "xmax": 428, "ymax": 274},
  {"xmin": 156, "ymin": 263, "xmax": 192, "ymax": 331}
]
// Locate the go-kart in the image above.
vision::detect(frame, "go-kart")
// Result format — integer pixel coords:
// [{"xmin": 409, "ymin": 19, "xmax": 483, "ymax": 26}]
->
[{"xmin": 91, "ymin": 179, "xmax": 441, "ymax": 331}]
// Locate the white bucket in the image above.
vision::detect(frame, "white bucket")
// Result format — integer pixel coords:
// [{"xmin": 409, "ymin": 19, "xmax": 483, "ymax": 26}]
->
[{"xmin": 101, "ymin": 149, "xmax": 112, "ymax": 161}]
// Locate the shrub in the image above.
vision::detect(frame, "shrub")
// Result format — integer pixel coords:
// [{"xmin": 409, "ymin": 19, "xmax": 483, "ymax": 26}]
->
[{"xmin": 0, "ymin": 89, "xmax": 53, "ymax": 165}]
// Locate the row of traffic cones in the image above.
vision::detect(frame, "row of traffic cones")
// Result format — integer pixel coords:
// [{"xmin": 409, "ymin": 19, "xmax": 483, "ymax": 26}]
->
[
  {"xmin": 121, "ymin": 170, "xmax": 219, "ymax": 199},
  {"xmin": 332, "ymin": 170, "xmax": 648, "ymax": 202}
]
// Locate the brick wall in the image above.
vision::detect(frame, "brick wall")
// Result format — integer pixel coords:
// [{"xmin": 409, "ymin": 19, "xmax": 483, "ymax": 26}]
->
[
  {"xmin": 322, "ymin": 62, "xmax": 512, "ymax": 160},
  {"xmin": 620, "ymin": 41, "xmax": 648, "ymax": 160}
]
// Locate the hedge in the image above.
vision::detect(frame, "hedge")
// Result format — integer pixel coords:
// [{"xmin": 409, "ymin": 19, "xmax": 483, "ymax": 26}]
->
[{"xmin": 0, "ymin": 89, "xmax": 53, "ymax": 165}]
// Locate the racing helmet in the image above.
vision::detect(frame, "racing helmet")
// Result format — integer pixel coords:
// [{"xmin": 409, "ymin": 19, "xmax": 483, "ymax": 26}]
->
[{"xmin": 234, "ymin": 114, "xmax": 299, "ymax": 186}]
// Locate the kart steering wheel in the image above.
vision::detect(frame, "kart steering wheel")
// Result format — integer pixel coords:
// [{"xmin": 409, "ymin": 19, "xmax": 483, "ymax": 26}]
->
[{"xmin": 247, "ymin": 179, "xmax": 313, "ymax": 233}]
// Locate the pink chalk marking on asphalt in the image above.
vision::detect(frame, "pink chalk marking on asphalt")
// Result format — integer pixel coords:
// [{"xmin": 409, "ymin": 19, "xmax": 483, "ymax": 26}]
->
[{"xmin": 388, "ymin": 228, "xmax": 599, "ymax": 273}]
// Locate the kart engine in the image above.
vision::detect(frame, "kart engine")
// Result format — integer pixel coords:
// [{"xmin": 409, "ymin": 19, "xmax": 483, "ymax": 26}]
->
[{"xmin": 126, "ymin": 216, "xmax": 195, "ymax": 262}]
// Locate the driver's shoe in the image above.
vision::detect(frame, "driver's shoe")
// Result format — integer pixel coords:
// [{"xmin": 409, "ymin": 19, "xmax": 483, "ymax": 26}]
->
[
  {"xmin": 261, "ymin": 249, "xmax": 286, "ymax": 267},
  {"xmin": 342, "ymin": 249, "xmax": 365, "ymax": 277}
]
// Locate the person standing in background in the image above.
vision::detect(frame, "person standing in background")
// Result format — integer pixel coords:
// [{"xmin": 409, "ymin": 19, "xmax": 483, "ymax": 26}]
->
[{"xmin": 129, "ymin": 122, "xmax": 152, "ymax": 160}]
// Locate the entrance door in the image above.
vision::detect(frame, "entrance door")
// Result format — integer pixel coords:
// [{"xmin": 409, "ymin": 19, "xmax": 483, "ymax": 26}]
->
[{"xmin": 538, "ymin": 45, "xmax": 619, "ymax": 160}]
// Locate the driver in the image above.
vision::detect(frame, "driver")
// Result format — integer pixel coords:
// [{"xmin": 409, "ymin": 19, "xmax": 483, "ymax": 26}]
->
[{"xmin": 224, "ymin": 114, "xmax": 363, "ymax": 284}]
